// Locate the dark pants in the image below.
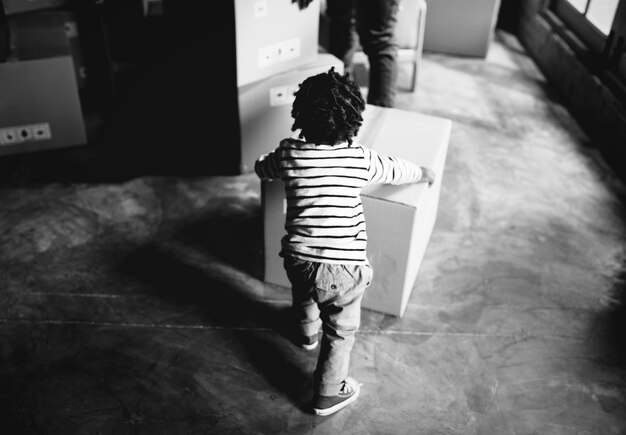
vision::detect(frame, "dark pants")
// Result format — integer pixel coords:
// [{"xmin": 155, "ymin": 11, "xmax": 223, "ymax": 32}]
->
[{"xmin": 326, "ymin": 0, "xmax": 401, "ymax": 107}]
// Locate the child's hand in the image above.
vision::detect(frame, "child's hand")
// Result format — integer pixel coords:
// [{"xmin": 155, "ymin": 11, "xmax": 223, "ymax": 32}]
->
[{"xmin": 420, "ymin": 167, "xmax": 436, "ymax": 187}]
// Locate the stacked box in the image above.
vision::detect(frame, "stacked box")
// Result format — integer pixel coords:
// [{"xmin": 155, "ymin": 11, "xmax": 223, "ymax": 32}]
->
[
  {"xmin": 238, "ymin": 53, "xmax": 343, "ymax": 173},
  {"xmin": 15, "ymin": 9, "xmax": 87, "ymax": 89},
  {"xmin": 0, "ymin": 11, "xmax": 86, "ymax": 156},
  {"xmin": 0, "ymin": 0, "xmax": 68, "ymax": 15},
  {"xmin": 261, "ymin": 105, "xmax": 452, "ymax": 317},
  {"xmin": 235, "ymin": 0, "xmax": 320, "ymax": 87},
  {"xmin": 141, "ymin": 0, "xmax": 163, "ymax": 16},
  {"xmin": 422, "ymin": 0, "xmax": 501, "ymax": 58},
  {"xmin": 236, "ymin": 0, "xmax": 336, "ymax": 174}
]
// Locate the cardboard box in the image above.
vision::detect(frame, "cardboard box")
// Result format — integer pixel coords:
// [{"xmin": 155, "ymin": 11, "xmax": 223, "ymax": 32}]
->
[
  {"xmin": 235, "ymin": 0, "xmax": 320, "ymax": 86},
  {"xmin": 238, "ymin": 52, "xmax": 343, "ymax": 173},
  {"xmin": 0, "ymin": 57, "xmax": 86, "ymax": 156},
  {"xmin": 261, "ymin": 105, "xmax": 452, "ymax": 316},
  {"xmin": 4, "ymin": 10, "xmax": 86, "ymax": 87},
  {"xmin": 423, "ymin": 0, "xmax": 501, "ymax": 58},
  {"xmin": 1, "ymin": 0, "xmax": 68, "ymax": 16},
  {"xmin": 142, "ymin": 0, "xmax": 163, "ymax": 16},
  {"xmin": 60, "ymin": 11, "xmax": 87, "ymax": 89},
  {"xmin": 5, "ymin": 10, "xmax": 70, "ymax": 60}
]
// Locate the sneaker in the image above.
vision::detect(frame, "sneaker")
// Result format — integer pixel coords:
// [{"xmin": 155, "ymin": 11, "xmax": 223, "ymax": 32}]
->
[
  {"xmin": 301, "ymin": 334, "xmax": 319, "ymax": 351},
  {"xmin": 312, "ymin": 377, "xmax": 361, "ymax": 416}
]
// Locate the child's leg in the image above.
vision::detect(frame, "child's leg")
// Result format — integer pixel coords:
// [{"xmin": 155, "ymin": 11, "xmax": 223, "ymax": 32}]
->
[
  {"xmin": 292, "ymin": 290, "xmax": 322, "ymax": 340},
  {"xmin": 313, "ymin": 263, "xmax": 373, "ymax": 397},
  {"xmin": 283, "ymin": 257, "xmax": 323, "ymax": 340}
]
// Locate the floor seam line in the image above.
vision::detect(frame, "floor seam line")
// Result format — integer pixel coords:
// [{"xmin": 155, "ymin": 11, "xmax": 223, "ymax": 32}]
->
[{"xmin": 0, "ymin": 318, "xmax": 585, "ymax": 340}]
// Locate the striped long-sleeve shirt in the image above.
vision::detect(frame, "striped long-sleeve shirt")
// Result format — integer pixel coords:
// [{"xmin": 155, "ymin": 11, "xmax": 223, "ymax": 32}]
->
[{"xmin": 255, "ymin": 138, "xmax": 424, "ymax": 264}]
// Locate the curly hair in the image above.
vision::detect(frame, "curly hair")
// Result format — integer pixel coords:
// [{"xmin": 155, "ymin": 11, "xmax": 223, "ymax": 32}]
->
[{"xmin": 290, "ymin": 67, "xmax": 365, "ymax": 145}]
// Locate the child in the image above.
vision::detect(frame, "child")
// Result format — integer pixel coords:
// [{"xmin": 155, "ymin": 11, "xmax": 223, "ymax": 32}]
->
[{"xmin": 255, "ymin": 67, "xmax": 435, "ymax": 416}]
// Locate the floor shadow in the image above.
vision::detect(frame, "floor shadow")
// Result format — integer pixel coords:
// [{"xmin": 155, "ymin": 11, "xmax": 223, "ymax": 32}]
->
[
  {"xmin": 117, "ymin": 242, "xmax": 313, "ymax": 411},
  {"xmin": 118, "ymin": 243, "xmax": 272, "ymax": 329},
  {"xmin": 175, "ymin": 205, "xmax": 265, "ymax": 282},
  {"xmin": 0, "ymin": 131, "xmax": 242, "ymax": 186},
  {"xmin": 593, "ymin": 247, "xmax": 626, "ymax": 369},
  {"xmin": 590, "ymin": 187, "xmax": 626, "ymax": 368},
  {"xmin": 0, "ymin": 321, "xmax": 306, "ymax": 434}
]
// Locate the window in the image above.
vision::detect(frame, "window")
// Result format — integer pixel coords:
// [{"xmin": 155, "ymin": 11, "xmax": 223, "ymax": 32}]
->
[
  {"xmin": 561, "ymin": 0, "xmax": 619, "ymax": 35},
  {"xmin": 549, "ymin": 0, "xmax": 626, "ymax": 91}
]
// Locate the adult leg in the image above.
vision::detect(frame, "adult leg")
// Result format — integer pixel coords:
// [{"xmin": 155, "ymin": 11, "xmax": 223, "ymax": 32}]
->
[
  {"xmin": 325, "ymin": 0, "xmax": 359, "ymax": 76},
  {"xmin": 355, "ymin": 0, "xmax": 400, "ymax": 107}
]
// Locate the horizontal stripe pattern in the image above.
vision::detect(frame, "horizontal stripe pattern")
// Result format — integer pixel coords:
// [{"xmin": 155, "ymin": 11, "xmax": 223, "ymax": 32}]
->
[{"xmin": 256, "ymin": 138, "xmax": 423, "ymax": 264}]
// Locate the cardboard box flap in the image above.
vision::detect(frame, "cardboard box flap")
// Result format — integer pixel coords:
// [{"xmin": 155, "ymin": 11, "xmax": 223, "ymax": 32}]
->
[{"xmin": 357, "ymin": 105, "xmax": 452, "ymax": 207}]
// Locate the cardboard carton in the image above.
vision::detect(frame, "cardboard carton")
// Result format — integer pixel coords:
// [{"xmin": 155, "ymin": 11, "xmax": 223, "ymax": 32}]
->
[
  {"xmin": 7, "ymin": 10, "xmax": 88, "ymax": 89},
  {"xmin": 235, "ymin": 0, "xmax": 320, "ymax": 87},
  {"xmin": 0, "ymin": 57, "xmax": 86, "ymax": 156},
  {"xmin": 261, "ymin": 105, "xmax": 452, "ymax": 317},
  {"xmin": 238, "ymin": 52, "xmax": 343, "ymax": 173},
  {"xmin": 423, "ymin": 0, "xmax": 501, "ymax": 58},
  {"xmin": 4, "ymin": 10, "xmax": 70, "ymax": 60},
  {"xmin": 0, "ymin": 0, "xmax": 68, "ymax": 16},
  {"xmin": 0, "ymin": 10, "xmax": 86, "ymax": 156}
]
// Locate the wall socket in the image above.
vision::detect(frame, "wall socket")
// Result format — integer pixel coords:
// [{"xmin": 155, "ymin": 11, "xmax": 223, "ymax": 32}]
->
[
  {"xmin": 269, "ymin": 84, "xmax": 299, "ymax": 106},
  {"xmin": 0, "ymin": 123, "xmax": 52, "ymax": 146},
  {"xmin": 253, "ymin": 0, "xmax": 268, "ymax": 18},
  {"xmin": 258, "ymin": 37, "xmax": 301, "ymax": 68}
]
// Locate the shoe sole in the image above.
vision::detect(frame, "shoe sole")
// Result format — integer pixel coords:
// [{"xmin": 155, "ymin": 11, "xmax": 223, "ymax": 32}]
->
[
  {"xmin": 312, "ymin": 387, "xmax": 360, "ymax": 416},
  {"xmin": 301, "ymin": 341, "xmax": 318, "ymax": 351}
]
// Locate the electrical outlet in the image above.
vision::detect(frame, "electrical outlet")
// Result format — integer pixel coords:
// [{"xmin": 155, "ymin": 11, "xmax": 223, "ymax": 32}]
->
[
  {"xmin": 287, "ymin": 84, "xmax": 299, "ymax": 100},
  {"xmin": 253, "ymin": 0, "xmax": 268, "ymax": 18},
  {"xmin": 258, "ymin": 44, "xmax": 277, "ymax": 68},
  {"xmin": 0, "ymin": 123, "xmax": 52, "ymax": 146},
  {"xmin": 17, "ymin": 126, "xmax": 33, "ymax": 141},
  {"xmin": 279, "ymin": 38, "xmax": 301, "ymax": 62},
  {"xmin": 259, "ymin": 37, "xmax": 302, "ymax": 68},
  {"xmin": 270, "ymin": 85, "xmax": 298, "ymax": 106},
  {"xmin": 64, "ymin": 21, "xmax": 78, "ymax": 39},
  {"xmin": 0, "ymin": 128, "xmax": 18, "ymax": 145},
  {"xmin": 32, "ymin": 123, "xmax": 52, "ymax": 140},
  {"xmin": 270, "ymin": 86, "xmax": 289, "ymax": 106}
]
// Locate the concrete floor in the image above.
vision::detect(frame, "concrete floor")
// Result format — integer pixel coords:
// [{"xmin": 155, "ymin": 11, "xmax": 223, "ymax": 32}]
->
[{"xmin": 1, "ymin": 30, "xmax": 626, "ymax": 434}]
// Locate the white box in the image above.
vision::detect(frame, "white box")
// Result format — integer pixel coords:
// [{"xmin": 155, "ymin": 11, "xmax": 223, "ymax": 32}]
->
[
  {"xmin": 261, "ymin": 105, "xmax": 452, "ymax": 316},
  {"xmin": 423, "ymin": 0, "xmax": 501, "ymax": 58},
  {"xmin": 238, "ymin": 53, "xmax": 343, "ymax": 173},
  {"xmin": 235, "ymin": 0, "xmax": 320, "ymax": 86}
]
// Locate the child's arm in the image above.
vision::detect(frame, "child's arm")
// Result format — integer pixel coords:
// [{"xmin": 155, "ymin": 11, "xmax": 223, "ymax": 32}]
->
[
  {"xmin": 365, "ymin": 147, "xmax": 435, "ymax": 187},
  {"xmin": 417, "ymin": 166, "xmax": 436, "ymax": 187},
  {"xmin": 254, "ymin": 148, "xmax": 281, "ymax": 181}
]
